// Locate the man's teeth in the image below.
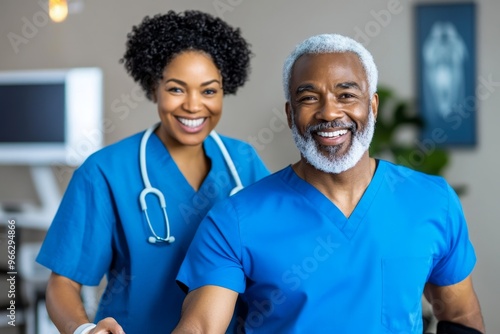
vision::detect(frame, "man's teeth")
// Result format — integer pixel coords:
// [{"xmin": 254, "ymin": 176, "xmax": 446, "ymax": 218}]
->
[
  {"xmin": 317, "ymin": 129, "xmax": 348, "ymax": 138},
  {"xmin": 178, "ymin": 117, "xmax": 205, "ymax": 128}
]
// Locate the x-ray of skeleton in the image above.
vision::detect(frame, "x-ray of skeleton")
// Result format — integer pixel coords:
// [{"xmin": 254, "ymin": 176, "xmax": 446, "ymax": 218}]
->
[{"xmin": 422, "ymin": 22, "xmax": 468, "ymax": 119}]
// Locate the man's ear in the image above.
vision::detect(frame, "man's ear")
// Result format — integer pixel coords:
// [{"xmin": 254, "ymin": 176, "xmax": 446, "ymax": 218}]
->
[
  {"xmin": 285, "ymin": 102, "xmax": 293, "ymax": 129},
  {"xmin": 370, "ymin": 93, "xmax": 379, "ymax": 119}
]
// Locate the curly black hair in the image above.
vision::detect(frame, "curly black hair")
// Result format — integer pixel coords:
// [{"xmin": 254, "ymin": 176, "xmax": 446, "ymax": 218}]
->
[{"xmin": 120, "ymin": 10, "xmax": 252, "ymax": 100}]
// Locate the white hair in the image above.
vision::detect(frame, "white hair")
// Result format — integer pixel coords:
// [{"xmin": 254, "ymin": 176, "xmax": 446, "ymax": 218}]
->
[{"xmin": 282, "ymin": 34, "xmax": 378, "ymax": 101}]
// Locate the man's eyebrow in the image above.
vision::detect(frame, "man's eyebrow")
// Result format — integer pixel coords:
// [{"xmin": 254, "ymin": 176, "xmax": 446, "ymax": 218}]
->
[
  {"xmin": 336, "ymin": 81, "xmax": 361, "ymax": 90},
  {"xmin": 295, "ymin": 84, "xmax": 316, "ymax": 95}
]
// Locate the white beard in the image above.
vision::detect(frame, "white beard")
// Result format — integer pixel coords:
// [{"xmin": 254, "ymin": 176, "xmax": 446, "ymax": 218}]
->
[{"xmin": 291, "ymin": 107, "xmax": 375, "ymax": 174}]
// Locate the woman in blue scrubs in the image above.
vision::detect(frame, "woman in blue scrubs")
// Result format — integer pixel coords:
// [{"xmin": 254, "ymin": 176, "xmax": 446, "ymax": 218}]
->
[{"xmin": 36, "ymin": 10, "xmax": 269, "ymax": 334}]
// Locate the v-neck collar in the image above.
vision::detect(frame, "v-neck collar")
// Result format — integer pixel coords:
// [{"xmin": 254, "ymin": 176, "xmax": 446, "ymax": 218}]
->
[
  {"xmin": 146, "ymin": 132, "xmax": 222, "ymax": 195},
  {"xmin": 281, "ymin": 160, "xmax": 386, "ymax": 239}
]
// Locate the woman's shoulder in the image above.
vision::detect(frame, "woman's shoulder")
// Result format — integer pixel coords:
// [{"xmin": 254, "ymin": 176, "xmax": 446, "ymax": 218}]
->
[
  {"xmin": 209, "ymin": 132, "xmax": 260, "ymax": 157},
  {"xmin": 211, "ymin": 133, "xmax": 249, "ymax": 146},
  {"xmin": 79, "ymin": 131, "xmax": 144, "ymax": 171},
  {"xmin": 207, "ymin": 132, "xmax": 270, "ymax": 181}
]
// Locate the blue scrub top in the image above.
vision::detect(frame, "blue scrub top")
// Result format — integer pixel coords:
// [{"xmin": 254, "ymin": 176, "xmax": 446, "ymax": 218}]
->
[
  {"xmin": 177, "ymin": 160, "xmax": 476, "ymax": 333},
  {"xmin": 36, "ymin": 129, "xmax": 270, "ymax": 333}
]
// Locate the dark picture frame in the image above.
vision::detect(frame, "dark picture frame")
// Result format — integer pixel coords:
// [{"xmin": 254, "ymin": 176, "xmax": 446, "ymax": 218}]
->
[{"xmin": 415, "ymin": 3, "xmax": 477, "ymax": 147}]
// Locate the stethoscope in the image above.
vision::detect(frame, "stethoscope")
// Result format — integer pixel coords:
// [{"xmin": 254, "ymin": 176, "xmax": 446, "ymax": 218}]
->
[{"xmin": 139, "ymin": 123, "xmax": 244, "ymax": 244}]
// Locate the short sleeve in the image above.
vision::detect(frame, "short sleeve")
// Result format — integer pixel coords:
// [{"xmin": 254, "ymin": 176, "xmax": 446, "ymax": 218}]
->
[
  {"xmin": 36, "ymin": 163, "xmax": 115, "ymax": 286},
  {"xmin": 176, "ymin": 200, "xmax": 245, "ymax": 293},
  {"xmin": 428, "ymin": 184, "xmax": 477, "ymax": 286}
]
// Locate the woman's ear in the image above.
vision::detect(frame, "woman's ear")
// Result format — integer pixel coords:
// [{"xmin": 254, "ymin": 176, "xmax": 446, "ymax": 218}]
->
[{"xmin": 151, "ymin": 89, "xmax": 157, "ymax": 103}]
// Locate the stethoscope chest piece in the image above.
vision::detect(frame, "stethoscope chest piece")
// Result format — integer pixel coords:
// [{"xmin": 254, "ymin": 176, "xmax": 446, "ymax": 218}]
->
[{"xmin": 140, "ymin": 186, "xmax": 175, "ymax": 244}]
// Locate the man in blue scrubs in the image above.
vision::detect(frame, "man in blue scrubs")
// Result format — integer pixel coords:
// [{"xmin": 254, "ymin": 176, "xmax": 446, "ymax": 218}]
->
[{"xmin": 173, "ymin": 34, "xmax": 485, "ymax": 333}]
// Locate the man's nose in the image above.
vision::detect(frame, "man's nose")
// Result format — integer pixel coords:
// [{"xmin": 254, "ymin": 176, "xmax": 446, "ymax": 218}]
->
[{"xmin": 317, "ymin": 96, "xmax": 343, "ymax": 121}]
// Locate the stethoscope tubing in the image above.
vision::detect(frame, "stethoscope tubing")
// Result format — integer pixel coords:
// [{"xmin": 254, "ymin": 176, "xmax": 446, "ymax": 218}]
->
[{"xmin": 139, "ymin": 123, "xmax": 243, "ymax": 244}]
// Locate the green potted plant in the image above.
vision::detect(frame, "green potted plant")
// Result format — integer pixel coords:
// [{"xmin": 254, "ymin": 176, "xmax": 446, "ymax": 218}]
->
[{"xmin": 370, "ymin": 85, "xmax": 450, "ymax": 177}]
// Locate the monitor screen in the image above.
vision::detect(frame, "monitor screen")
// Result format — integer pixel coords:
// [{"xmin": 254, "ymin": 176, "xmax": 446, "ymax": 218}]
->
[
  {"xmin": 0, "ymin": 68, "xmax": 103, "ymax": 166},
  {"xmin": 0, "ymin": 82, "xmax": 65, "ymax": 143}
]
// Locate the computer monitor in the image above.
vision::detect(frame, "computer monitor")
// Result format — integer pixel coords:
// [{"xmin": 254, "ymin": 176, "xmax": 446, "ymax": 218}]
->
[
  {"xmin": 0, "ymin": 68, "xmax": 103, "ymax": 228},
  {"xmin": 0, "ymin": 67, "xmax": 103, "ymax": 166}
]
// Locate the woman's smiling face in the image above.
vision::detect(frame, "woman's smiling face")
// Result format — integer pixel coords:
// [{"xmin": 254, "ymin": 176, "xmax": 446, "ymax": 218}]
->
[{"xmin": 154, "ymin": 51, "xmax": 223, "ymax": 149}]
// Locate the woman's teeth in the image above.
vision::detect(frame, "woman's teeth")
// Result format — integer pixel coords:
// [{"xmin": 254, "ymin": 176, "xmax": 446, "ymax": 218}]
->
[{"xmin": 178, "ymin": 117, "xmax": 205, "ymax": 128}]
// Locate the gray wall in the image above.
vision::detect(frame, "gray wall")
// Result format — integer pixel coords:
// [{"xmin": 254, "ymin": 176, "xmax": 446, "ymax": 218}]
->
[{"xmin": 1, "ymin": 0, "xmax": 499, "ymax": 331}]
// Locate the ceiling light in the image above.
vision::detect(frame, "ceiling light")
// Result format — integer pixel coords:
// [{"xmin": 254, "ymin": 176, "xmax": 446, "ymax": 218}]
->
[{"xmin": 49, "ymin": 0, "xmax": 69, "ymax": 23}]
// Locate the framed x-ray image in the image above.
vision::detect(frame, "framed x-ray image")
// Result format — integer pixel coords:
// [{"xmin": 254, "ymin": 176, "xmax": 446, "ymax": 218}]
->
[{"xmin": 415, "ymin": 3, "xmax": 476, "ymax": 147}]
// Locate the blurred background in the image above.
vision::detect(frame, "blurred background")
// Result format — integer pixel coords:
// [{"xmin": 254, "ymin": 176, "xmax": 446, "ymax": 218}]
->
[{"xmin": 0, "ymin": 0, "xmax": 499, "ymax": 333}]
